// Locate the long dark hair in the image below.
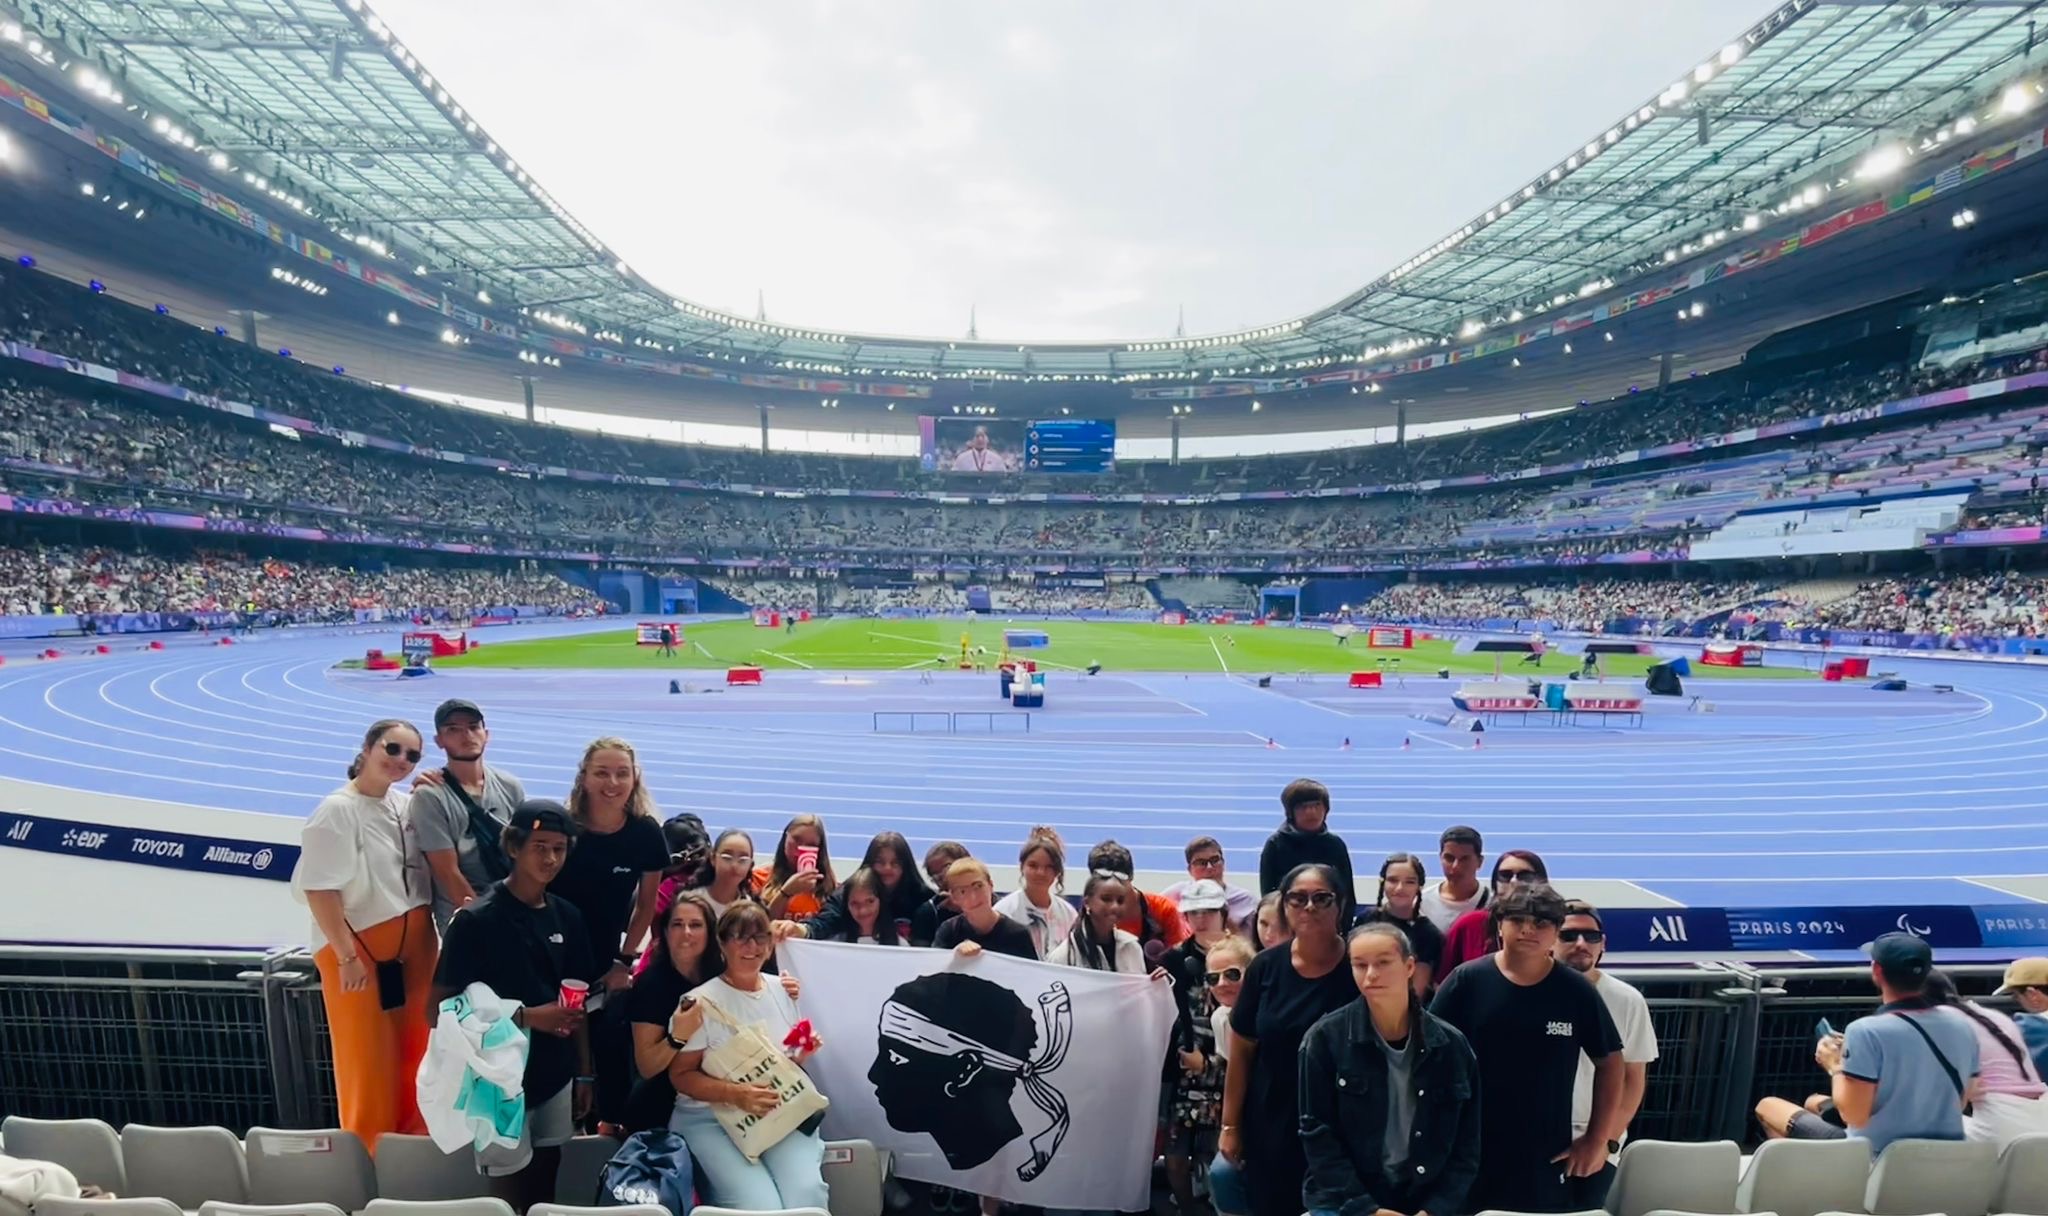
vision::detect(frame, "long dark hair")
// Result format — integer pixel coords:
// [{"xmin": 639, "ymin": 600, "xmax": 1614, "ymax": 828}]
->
[
  {"xmin": 644, "ymin": 890, "xmax": 725, "ymax": 984},
  {"xmin": 1373, "ymin": 852, "xmax": 1429, "ymax": 920},
  {"xmin": 1063, "ymin": 871, "xmax": 1129, "ymax": 971},
  {"xmin": 861, "ymin": 830, "xmax": 932, "ymax": 913},
  {"xmin": 1492, "ymin": 849, "xmax": 1549, "ymax": 891},
  {"xmin": 1925, "ymin": 971, "xmax": 2034, "ymax": 1074},
  {"xmin": 693, "ymin": 828, "xmax": 762, "ymax": 902},
  {"xmin": 835, "ymin": 866, "xmax": 901, "ymax": 945}
]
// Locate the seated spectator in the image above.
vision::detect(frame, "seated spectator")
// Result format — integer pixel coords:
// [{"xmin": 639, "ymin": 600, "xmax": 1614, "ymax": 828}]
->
[
  {"xmin": 1362, "ymin": 852, "xmax": 1445, "ymax": 995},
  {"xmin": 1998, "ymin": 957, "xmax": 2048, "ymax": 1075},
  {"xmin": 1924, "ymin": 972, "xmax": 2048, "ymax": 1147},
  {"xmin": 994, "ymin": 826, "xmax": 1077, "ymax": 958},
  {"xmin": 1419, "ymin": 825, "xmax": 1487, "ymax": 933},
  {"xmin": 758, "ymin": 814, "xmax": 837, "ymax": 921},
  {"xmin": 1299, "ymin": 923, "xmax": 1481, "ymax": 1216},
  {"xmin": 625, "ymin": 891, "xmax": 720, "ymax": 1133},
  {"xmin": 428, "ymin": 802, "xmax": 594, "ymax": 1213},
  {"xmin": 1258, "ymin": 780, "xmax": 1356, "ymax": 902},
  {"xmin": 1754, "ymin": 933, "xmax": 1979, "ymax": 1154},
  {"xmin": 1203, "ymin": 936, "xmax": 1258, "ymax": 1216},
  {"xmin": 1437, "ymin": 849, "xmax": 1548, "ymax": 976},
  {"xmin": 666, "ymin": 902, "xmax": 828, "ymax": 1211},
  {"xmin": 932, "ymin": 857, "xmax": 1038, "ymax": 960},
  {"xmin": 1555, "ymin": 900, "xmax": 1659, "ymax": 1210},
  {"xmin": 1088, "ymin": 839, "xmax": 1189, "ymax": 961},
  {"xmin": 1429, "ymin": 882, "xmax": 1621, "ymax": 1214},
  {"xmin": 1162, "ymin": 835, "xmax": 1258, "ymax": 936}
]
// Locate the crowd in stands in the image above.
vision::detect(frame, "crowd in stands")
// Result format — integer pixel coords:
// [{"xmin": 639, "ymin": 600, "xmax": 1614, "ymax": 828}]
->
[
  {"xmin": 0, "ymin": 543, "xmax": 599, "ymax": 620},
  {"xmin": 1810, "ymin": 572, "xmax": 2048, "ymax": 639},
  {"xmin": 1359, "ymin": 577, "xmax": 1783, "ymax": 632},
  {"xmin": 8, "ymin": 260, "xmax": 2048, "ymax": 575},
  {"xmin": 283, "ymin": 719, "xmax": 2048, "ymax": 1216}
]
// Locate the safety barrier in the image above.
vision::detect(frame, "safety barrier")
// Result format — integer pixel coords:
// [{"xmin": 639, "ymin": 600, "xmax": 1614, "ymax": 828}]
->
[{"xmin": 0, "ymin": 948, "xmax": 2022, "ymax": 1140}]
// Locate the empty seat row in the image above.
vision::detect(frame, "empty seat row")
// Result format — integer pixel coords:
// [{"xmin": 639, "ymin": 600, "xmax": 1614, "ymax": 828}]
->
[
  {"xmin": 30, "ymin": 1200, "xmax": 669, "ymax": 1216},
  {"xmin": 1603, "ymin": 1135, "xmax": 2048, "ymax": 1216},
  {"xmin": 1, "ymin": 1118, "xmax": 884, "ymax": 1216}
]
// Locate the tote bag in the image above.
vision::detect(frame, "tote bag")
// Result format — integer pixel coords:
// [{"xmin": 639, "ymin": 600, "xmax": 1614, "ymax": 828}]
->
[{"xmin": 698, "ymin": 995, "xmax": 830, "ymax": 1162}]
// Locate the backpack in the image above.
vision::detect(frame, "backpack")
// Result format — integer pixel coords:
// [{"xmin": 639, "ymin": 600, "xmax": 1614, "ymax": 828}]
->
[{"xmin": 598, "ymin": 1129, "xmax": 696, "ymax": 1215}]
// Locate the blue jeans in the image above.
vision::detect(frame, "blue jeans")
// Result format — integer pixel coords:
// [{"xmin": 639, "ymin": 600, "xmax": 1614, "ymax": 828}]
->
[
  {"xmin": 1207, "ymin": 1153, "xmax": 1250, "ymax": 1216},
  {"xmin": 669, "ymin": 1101, "xmax": 828, "ymax": 1212}
]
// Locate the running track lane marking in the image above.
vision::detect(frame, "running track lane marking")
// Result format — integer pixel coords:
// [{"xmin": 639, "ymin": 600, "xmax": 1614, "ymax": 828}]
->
[
  {"xmin": 753, "ymin": 649, "xmax": 815, "ymax": 669},
  {"xmin": 1208, "ymin": 637, "xmax": 1231, "ymax": 674}
]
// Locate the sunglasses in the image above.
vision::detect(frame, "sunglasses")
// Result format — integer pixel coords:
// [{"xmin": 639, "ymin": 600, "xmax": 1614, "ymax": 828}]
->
[
  {"xmin": 1498, "ymin": 869, "xmax": 1542, "ymax": 884},
  {"xmin": 1204, "ymin": 966, "xmax": 1244, "ymax": 986},
  {"xmin": 669, "ymin": 844, "xmax": 707, "ymax": 865},
  {"xmin": 1091, "ymin": 867, "xmax": 1133, "ymax": 882},
  {"xmin": 381, "ymin": 741, "xmax": 423, "ymax": 763},
  {"xmin": 1284, "ymin": 890, "xmax": 1338, "ymax": 910},
  {"xmin": 1558, "ymin": 929, "xmax": 1605, "ymax": 944}
]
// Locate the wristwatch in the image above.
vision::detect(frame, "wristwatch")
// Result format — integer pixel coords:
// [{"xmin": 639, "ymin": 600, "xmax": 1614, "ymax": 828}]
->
[
  {"xmin": 664, "ymin": 1030, "xmax": 687, "ymax": 1050},
  {"xmin": 1606, "ymin": 1139, "xmax": 1621, "ymax": 1154}
]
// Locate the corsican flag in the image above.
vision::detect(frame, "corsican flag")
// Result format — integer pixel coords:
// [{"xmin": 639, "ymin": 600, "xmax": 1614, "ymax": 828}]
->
[{"xmin": 777, "ymin": 938, "xmax": 1178, "ymax": 1211}]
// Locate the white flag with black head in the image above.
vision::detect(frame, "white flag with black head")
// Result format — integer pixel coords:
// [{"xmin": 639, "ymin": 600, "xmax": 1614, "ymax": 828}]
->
[{"xmin": 777, "ymin": 938, "xmax": 1178, "ymax": 1211}]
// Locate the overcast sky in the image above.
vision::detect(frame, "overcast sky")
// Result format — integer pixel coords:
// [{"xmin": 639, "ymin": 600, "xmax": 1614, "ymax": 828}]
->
[{"xmin": 370, "ymin": 0, "xmax": 1771, "ymax": 343}]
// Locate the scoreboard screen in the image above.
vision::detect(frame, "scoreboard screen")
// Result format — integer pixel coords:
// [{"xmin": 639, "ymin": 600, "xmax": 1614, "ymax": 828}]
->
[
  {"xmin": 1025, "ymin": 419, "xmax": 1116, "ymax": 473},
  {"xmin": 921, "ymin": 416, "xmax": 1117, "ymax": 474}
]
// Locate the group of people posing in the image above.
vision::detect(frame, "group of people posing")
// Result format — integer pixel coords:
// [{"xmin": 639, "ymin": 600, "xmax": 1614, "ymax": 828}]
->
[{"xmin": 291, "ymin": 705, "xmax": 2048, "ymax": 1216}]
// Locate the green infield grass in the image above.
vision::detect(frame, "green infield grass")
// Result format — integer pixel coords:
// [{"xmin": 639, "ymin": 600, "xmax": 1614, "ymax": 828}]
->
[{"xmin": 434, "ymin": 618, "xmax": 1813, "ymax": 678}]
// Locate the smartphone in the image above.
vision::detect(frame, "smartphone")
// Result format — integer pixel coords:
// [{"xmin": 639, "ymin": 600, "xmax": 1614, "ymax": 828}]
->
[{"xmin": 1815, "ymin": 1017, "xmax": 1835, "ymax": 1039}]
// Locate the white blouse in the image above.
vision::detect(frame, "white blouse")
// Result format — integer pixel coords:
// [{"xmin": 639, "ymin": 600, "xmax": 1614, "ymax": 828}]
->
[
  {"xmin": 292, "ymin": 783, "xmax": 429, "ymax": 950},
  {"xmin": 994, "ymin": 887, "xmax": 1079, "ymax": 959}
]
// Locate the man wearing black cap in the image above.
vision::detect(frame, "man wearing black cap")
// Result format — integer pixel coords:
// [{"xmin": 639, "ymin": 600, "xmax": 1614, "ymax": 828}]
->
[
  {"xmin": 1755, "ymin": 933, "xmax": 1979, "ymax": 1153},
  {"xmin": 412, "ymin": 699, "xmax": 528, "ymax": 932},
  {"xmin": 431, "ymin": 800, "xmax": 598, "ymax": 1213}
]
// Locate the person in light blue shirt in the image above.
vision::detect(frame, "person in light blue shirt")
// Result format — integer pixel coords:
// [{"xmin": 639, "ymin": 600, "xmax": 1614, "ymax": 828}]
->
[
  {"xmin": 1998, "ymin": 957, "xmax": 2048, "ymax": 1076},
  {"xmin": 1756, "ymin": 933, "xmax": 1978, "ymax": 1155}
]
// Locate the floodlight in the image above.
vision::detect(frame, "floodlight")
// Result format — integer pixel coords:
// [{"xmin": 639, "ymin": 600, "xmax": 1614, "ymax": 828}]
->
[{"xmin": 2000, "ymin": 83, "xmax": 2036, "ymax": 116}]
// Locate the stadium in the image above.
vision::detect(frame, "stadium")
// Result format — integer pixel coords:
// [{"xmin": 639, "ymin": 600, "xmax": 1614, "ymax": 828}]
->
[{"xmin": 3, "ymin": 2, "xmax": 2048, "ymax": 1214}]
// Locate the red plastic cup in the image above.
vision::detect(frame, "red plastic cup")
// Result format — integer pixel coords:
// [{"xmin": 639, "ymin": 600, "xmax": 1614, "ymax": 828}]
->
[
  {"xmin": 559, "ymin": 978, "xmax": 589, "ymax": 1011},
  {"xmin": 796, "ymin": 845, "xmax": 819, "ymax": 874}
]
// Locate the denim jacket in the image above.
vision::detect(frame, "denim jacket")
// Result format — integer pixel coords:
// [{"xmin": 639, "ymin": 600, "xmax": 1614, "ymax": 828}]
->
[{"xmin": 1298, "ymin": 999, "xmax": 1482, "ymax": 1216}]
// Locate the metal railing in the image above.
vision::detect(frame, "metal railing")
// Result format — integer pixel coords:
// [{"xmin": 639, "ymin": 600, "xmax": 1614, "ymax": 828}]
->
[{"xmin": 0, "ymin": 946, "xmax": 2024, "ymax": 1142}]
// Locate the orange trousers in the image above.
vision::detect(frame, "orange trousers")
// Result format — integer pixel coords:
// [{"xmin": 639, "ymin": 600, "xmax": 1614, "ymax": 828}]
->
[{"xmin": 313, "ymin": 905, "xmax": 438, "ymax": 1151}]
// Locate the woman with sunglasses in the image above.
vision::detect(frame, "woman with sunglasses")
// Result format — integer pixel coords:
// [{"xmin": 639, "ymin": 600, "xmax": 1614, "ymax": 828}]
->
[
  {"xmin": 1203, "ymin": 938, "xmax": 1258, "ymax": 1216},
  {"xmin": 292, "ymin": 719, "xmax": 438, "ymax": 1149},
  {"xmin": 1364, "ymin": 852, "xmax": 1446, "ymax": 996},
  {"xmin": 1219, "ymin": 863, "xmax": 1358, "ymax": 1216},
  {"xmin": 667, "ymin": 903, "xmax": 829, "ymax": 1211},
  {"xmin": 1163, "ymin": 880, "xmax": 1238, "ymax": 1216},
  {"xmin": 1437, "ymin": 849, "xmax": 1548, "ymax": 977}
]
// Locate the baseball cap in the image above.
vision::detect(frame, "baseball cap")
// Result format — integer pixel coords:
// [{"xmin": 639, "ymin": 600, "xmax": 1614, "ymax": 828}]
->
[
  {"xmin": 513, "ymin": 798, "xmax": 576, "ymax": 839},
  {"xmin": 433, "ymin": 698, "xmax": 485, "ymax": 729},
  {"xmin": 1179, "ymin": 879, "xmax": 1229, "ymax": 913},
  {"xmin": 1996, "ymin": 956, "xmax": 2048, "ymax": 994},
  {"xmin": 1863, "ymin": 932, "xmax": 1934, "ymax": 985}
]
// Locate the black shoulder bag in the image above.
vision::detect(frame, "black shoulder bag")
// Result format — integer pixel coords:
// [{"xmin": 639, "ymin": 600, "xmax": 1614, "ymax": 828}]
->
[
  {"xmin": 1889, "ymin": 1011, "xmax": 1972, "ymax": 1116},
  {"xmin": 443, "ymin": 771, "xmax": 511, "ymax": 884}
]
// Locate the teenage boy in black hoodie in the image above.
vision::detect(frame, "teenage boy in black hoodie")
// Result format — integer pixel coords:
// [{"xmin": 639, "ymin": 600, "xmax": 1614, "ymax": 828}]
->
[{"xmin": 1258, "ymin": 778, "xmax": 1356, "ymax": 903}]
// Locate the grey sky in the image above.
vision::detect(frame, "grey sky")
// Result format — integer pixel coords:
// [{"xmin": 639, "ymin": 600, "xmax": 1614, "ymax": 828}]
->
[{"xmin": 371, "ymin": 0, "xmax": 1772, "ymax": 343}]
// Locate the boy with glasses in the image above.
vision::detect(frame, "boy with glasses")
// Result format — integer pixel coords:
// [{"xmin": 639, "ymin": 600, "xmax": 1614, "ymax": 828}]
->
[
  {"xmin": 1554, "ymin": 900, "xmax": 1658, "ymax": 1209},
  {"xmin": 1163, "ymin": 836, "xmax": 1258, "ymax": 937},
  {"xmin": 1430, "ymin": 883, "xmax": 1622, "ymax": 1214}
]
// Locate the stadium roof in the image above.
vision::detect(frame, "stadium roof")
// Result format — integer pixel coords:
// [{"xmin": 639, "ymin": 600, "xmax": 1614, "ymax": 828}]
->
[{"xmin": 12, "ymin": 0, "xmax": 2048, "ymax": 385}]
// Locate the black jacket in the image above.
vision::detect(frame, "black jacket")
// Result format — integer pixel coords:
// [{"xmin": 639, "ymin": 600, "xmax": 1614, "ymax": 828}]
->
[
  {"xmin": 1259, "ymin": 823, "xmax": 1356, "ymax": 902},
  {"xmin": 798, "ymin": 879, "xmax": 931, "ymax": 946},
  {"xmin": 1298, "ymin": 999, "xmax": 1482, "ymax": 1216}
]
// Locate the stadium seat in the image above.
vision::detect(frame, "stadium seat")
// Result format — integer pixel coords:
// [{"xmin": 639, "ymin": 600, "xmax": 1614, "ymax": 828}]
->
[
  {"xmin": 243, "ymin": 1128, "xmax": 375, "ymax": 1214},
  {"xmin": 362, "ymin": 1199, "xmax": 514, "ymax": 1216},
  {"xmin": 820, "ymin": 1139, "xmax": 886, "ymax": 1216},
  {"xmin": 529, "ymin": 1207, "xmax": 667, "ymax": 1216},
  {"xmin": 197, "ymin": 1204, "xmax": 350, "ymax": 1216},
  {"xmin": 1608, "ymin": 1139, "xmax": 1742, "ymax": 1216},
  {"xmin": 28, "ymin": 1198, "xmax": 183, "ymax": 1216},
  {"xmin": 550, "ymin": 1135, "xmax": 618, "ymax": 1207},
  {"xmin": 371, "ymin": 1135, "xmax": 488, "ymax": 1202},
  {"xmin": 688, "ymin": 1207, "xmax": 831, "ymax": 1216},
  {"xmin": 1865, "ymin": 1137, "xmax": 1998, "ymax": 1216},
  {"xmin": 122, "ymin": 1124, "xmax": 251, "ymax": 1210},
  {"xmin": 1736, "ymin": 1138, "xmax": 1871, "ymax": 1216},
  {"xmin": 1992, "ymin": 1133, "xmax": 2048, "ymax": 1216},
  {"xmin": 0, "ymin": 1116, "xmax": 128, "ymax": 1193}
]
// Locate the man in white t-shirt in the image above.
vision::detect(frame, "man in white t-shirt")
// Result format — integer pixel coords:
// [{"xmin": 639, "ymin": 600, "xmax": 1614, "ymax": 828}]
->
[
  {"xmin": 1419, "ymin": 824, "xmax": 1488, "ymax": 932},
  {"xmin": 1556, "ymin": 899, "xmax": 1658, "ymax": 1210},
  {"xmin": 950, "ymin": 426, "xmax": 1009, "ymax": 473}
]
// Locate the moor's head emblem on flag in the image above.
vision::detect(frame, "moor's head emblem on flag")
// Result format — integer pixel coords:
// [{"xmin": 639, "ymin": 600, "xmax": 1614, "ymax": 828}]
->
[{"xmin": 868, "ymin": 971, "xmax": 1074, "ymax": 1180}]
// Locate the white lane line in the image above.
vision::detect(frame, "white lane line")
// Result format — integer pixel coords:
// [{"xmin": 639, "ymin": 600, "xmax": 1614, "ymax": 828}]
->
[
  {"xmin": 1208, "ymin": 638, "xmax": 1231, "ymax": 674},
  {"xmin": 754, "ymin": 649, "xmax": 815, "ymax": 669}
]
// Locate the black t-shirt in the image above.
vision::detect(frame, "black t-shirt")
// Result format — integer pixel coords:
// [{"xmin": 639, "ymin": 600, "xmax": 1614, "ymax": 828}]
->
[
  {"xmin": 1365, "ymin": 908, "xmax": 1446, "ymax": 976},
  {"xmin": 624, "ymin": 958, "xmax": 713, "ymax": 1029},
  {"xmin": 932, "ymin": 912, "xmax": 1038, "ymax": 960},
  {"xmin": 434, "ymin": 882, "xmax": 598, "ymax": 1101},
  {"xmin": 1429, "ymin": 958, "xmax": 1621, "ymax": 1174},
  {"xmin": 1228, "ymin": 941, "xmax": 1357, "ymax": 1141},
  {"xmin": 548, "ymin": 815, "xmax": 668, "ymax": 969}
]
